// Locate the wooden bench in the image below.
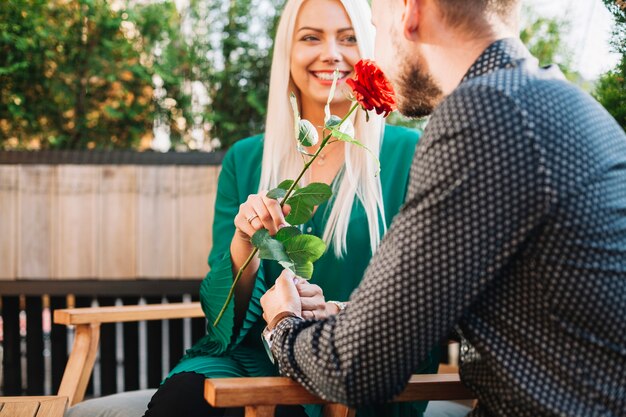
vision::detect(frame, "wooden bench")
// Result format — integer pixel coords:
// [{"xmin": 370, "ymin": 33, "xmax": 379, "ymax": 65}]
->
[
  {"xmin": 0, "ymin": 396, "xmax": 68, "ymax": 417},
  {"xmin": 54, "ymin": 302, "xmax": 474, "ymax": 414}
]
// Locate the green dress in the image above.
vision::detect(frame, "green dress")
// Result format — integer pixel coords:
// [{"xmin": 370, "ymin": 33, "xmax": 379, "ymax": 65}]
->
[{"xmin": 169, "ymin": 125, "xmax": 439, "ymax": 417}]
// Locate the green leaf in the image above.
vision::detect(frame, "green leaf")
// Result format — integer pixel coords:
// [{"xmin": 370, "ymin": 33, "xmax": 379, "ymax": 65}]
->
[
  {"xmin": 278, "ymin": 260, "xmax": 295, "ymax": 270},
  {"xmin": 277, "ymin": 259, "xmax": 313, "ymax": 280},
  {"xmin": 283, "ymin": 234, "xmax": 326, "ymax": 264},
  {"xmin": 277, "ymin": 179, "xmax": 295, "ymax": 190},
  {"xmin": 293, "ymin": 261, "xmax": 314, "ymax": 279},
  {"xmin": 275, "ymin": 226, "xmax": 301, "ymax": 242},
  {"xmin": 251, "ymin": 229, "xmax": 323, "ymax": 280},
  {"xmin": 285, "ymin": 183, "xmax": 332, "ymax": 225},
  {"xmin": 325, "ymin": 115, "xmax": 342, "ymax": 130},
  {"xmin": 285, "ymin": 199, "xmax": 314, "ymax": 225},
  {"xmin": 266, "ymin": 179, "xmax": 295, "ymax": 200},
  {"xmin": 282, "ymin": 234, "xmax": 326, "ymax": 280},
  {"xmin": 266, "ymin": 188, "xmax": 286, "ymax": 200},
  {"xmin": 290, "ymin": 182, "xmax": 332, "ymax": 204},
  {"xmin": 251, "ymin": 229, "xmax": 291, "ymax": 264},
  {"xmin": 298, "ymin": 119, "xmax": 319, "ymax": 146},
  {"xmin": 330, "ymin": 129, "xmax": 353, "ymax": 142}
]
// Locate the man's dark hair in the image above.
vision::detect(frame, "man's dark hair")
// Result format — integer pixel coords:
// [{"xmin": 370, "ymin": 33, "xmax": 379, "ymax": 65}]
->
[{"xmin": 436, "ymin": 0, "xmax": 520, "ymax": 31}]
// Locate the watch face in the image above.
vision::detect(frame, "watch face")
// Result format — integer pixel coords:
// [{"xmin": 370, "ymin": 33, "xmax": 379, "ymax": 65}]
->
[{"xmin": 261, "ymin": 327, "xmax": 275, "ymax": 364}]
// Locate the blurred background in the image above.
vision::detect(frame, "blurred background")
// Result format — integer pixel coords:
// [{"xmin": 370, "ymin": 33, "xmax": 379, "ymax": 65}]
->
[{"xmin": 1, "ymin": 0, "xmax": 624, "ymax": 154}]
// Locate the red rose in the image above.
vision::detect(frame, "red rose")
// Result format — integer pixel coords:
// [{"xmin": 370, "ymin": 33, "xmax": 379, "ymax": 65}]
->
[{"xmin": 346, "ymin": 59, "xmax": 397, "ymax": 117}]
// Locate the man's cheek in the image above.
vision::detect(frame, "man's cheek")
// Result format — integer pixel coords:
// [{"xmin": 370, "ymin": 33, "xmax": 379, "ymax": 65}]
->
[{"xmin": 374, "ymin": 36, "xmax": 391, "ymax": 72}]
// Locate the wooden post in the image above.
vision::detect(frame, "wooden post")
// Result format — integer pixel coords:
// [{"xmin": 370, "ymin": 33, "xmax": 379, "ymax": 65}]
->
[
  {"xmin": 57, "ymin": 323, "xmax": 100, "ymax": 405},
  {"xmin": 244, "ymin": 406, "xmax": 276, "ymax": 417}
]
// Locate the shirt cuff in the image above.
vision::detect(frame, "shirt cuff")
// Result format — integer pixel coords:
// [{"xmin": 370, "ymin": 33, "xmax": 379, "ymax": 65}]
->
[{"xmin": 270, "ymin": 316, "xmax": 303, "ymax": 361}]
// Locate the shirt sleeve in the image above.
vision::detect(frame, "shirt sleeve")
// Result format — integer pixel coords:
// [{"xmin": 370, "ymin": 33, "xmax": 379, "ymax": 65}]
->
[
  {"xmin": 271, "ymin": 87, "xmax": 552, "ymax": 406},
  {"xmin": 197, "ymin": 144, "xmax": 268, "ymax": 355}
]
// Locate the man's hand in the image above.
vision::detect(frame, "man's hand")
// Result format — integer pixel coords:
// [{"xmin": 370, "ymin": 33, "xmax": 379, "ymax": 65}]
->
[
  {"xmin": 261, "ymin": 269, "xmax": 302, "ymax": 328},
  {"xmin": 295, "ymin": 278, "xmax": 339, "ymax": 319}
]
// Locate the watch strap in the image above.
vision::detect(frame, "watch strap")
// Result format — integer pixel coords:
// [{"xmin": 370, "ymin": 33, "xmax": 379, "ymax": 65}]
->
[{"xmin": 268, "ymin": 310, "xmax": 299, "ymax": 330}]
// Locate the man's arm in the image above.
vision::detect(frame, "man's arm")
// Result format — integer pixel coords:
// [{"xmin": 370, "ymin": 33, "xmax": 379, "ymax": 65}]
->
[{"xmin": 269, "ymin": 88, "xmax": 551, "ymax": 406}]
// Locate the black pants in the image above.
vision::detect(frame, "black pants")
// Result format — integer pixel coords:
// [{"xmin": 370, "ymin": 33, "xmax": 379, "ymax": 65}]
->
[{"xmin": 143, "ymin": 372, "xmax": 308, "ymax": 417}]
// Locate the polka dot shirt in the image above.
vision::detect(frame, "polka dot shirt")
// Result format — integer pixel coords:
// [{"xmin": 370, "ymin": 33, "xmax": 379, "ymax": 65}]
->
[{"xmin": 271, "ymin": 38, "xmax": 626, "ymax": 417}]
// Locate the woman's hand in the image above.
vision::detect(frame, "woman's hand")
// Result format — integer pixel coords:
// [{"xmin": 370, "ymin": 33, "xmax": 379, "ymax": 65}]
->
[
  {"xmin": 295, "ymin": 278, "xmax": 340, "ymax": 320},
  {"xmin": 230, "ymin": 192, "xmax": 291, "ymax": 282},
  {"xmin": 233, "ymin": 192, "xmax": 291, "ymax": 244},
  {"xmin": 261, "ymin": 270, "xmax": 302, "ymax": 328}
]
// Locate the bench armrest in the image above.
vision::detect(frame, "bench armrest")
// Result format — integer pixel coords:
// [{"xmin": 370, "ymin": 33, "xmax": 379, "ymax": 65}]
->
[
  {"xmin": 53, "ymin": 302, "xmax": 203, "ymax": 325},
  {"xmin": 205, "ymin": 374, "xmax": 474, "ymax": 407},
  {"xmin": 54, "ymin": 302, "xmax": 204, "ymax": 406}
]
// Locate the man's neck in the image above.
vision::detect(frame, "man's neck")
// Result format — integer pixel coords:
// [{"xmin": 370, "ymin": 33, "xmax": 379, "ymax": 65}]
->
[{"xmin": 422, "ymin": 19, "xmax": 518, "ymax": 96}]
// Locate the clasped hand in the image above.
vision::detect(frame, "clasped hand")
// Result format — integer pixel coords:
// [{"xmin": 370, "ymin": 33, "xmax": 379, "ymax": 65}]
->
[{"xmin": 261, "ymin": 270, "xmax": 340, "ymax": 328}]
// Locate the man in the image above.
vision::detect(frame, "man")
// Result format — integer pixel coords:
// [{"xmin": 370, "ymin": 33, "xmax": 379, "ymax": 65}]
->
[{"xmin": 260, "ymin": 0, "xmax": 626, "ymax": 415}]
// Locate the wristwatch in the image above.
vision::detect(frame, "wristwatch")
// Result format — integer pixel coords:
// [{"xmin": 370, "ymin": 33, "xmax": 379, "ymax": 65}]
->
[
  {"xmin": 261, "ymin": 311, "xmax": 299, "ymax": 363},
  {"xmin": 261, "ymin": 325, "xmax": 277, "ymax": 364}
]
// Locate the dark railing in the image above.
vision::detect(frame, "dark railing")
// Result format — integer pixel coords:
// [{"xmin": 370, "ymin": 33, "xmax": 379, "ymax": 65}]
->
[{"xmin": 0, "ymin": 280, "xmax": 207, "ymax": 398}]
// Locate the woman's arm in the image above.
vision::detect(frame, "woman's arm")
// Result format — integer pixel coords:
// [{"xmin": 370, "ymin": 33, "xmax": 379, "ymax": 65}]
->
[
  {"xmin": 200, "ymin": 138, "xmax": 290, "ymax": 347},
  {"xmin": 231, "ymin": 192, "xmax": 289, "ymax": 325}
]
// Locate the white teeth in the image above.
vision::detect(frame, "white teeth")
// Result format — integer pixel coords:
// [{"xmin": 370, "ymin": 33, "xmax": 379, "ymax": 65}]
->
[{"xmin": 313, "ymin": 72, "xmax": 348, "ymax": 80}]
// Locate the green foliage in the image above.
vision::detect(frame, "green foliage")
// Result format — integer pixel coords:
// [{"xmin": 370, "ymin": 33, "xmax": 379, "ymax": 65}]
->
[
  {"xmin": 266, "ymin": 179, "xmax": 295, "ymax": 200},
  {"xmin": 251, "ymin": 229, "xmax": 293, "ymax": 265},
  {"xmin": 282, "ymin": 234, "xmax": 326, "ymax": 278},
  {"xmin": 251, "ymin": 227, "xmax": 326, "ymax": 279},
  {"xmin": 275, "ymin": 226, "xmax": 301, "ymax": 242},
  {"xmin": 297, "ymin": 119, "xmax": 319, "ymax": 146},
  {"xmin": 254, "ymin": 181, "xmax": 331, "ymax": 280},
  {"xmin": 284, "ymin": 183, "xmax": 332, "ymax": 225},
  {"xmin": 0, "ymin": 0, "xmax": 153, "ymax": 149},
  {"xmin": 520, "ymin": 6, "xmax": 575, "ymax": 79},
  {"xmin": 602, "ymin": 0, "xmax": 626, "ymax": 56},
  {"xmin": 594, "ymin": 70, "xmax": 626, "ymax": 129},
  {"xmin": 202, "ymin": 0, "xmax": 285, "ymax": 148},
  {"xmin": 594, "ymin": 1, "xmax": 626, "ymax": 131},
  {"xmin": 0, "ymin": 0, "xmax": 284, "ymax": 150}
]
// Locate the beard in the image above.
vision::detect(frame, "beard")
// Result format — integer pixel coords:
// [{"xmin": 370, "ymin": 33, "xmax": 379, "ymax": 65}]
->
[{"xmin": 393, "ymin": 41, "xmax": 444, "ymax": 118}]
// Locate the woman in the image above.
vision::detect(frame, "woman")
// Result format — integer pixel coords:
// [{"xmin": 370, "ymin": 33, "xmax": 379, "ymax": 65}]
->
[{"xmin": 144, "ymin": 0, "xmax": 437, "ymax": 416}]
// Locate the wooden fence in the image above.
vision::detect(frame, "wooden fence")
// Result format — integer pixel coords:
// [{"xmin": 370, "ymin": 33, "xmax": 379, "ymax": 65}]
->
[
  {"xmin": 0, "ymin": 150, "xmax": 223, "ymax": 397},
  {"xmin": 0, "ymin": 151, "xmax": 223, "ymax": 280}
]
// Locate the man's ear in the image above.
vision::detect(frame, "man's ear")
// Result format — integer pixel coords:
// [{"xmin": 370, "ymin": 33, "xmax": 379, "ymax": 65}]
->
[{"xmin": 402, "ymin": 0, "xmax": 420, "ymax": 41}]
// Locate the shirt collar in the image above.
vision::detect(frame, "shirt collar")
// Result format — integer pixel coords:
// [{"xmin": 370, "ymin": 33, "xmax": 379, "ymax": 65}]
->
[{"xmin": 461, "ymin": 38, "xmax": 534, "ymax": 83}]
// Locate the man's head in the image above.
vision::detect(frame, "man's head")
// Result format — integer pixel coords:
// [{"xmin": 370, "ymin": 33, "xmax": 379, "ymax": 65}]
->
[{"xmin": 372, "ymin": 0, "xmax": 521, "ymax": 117}]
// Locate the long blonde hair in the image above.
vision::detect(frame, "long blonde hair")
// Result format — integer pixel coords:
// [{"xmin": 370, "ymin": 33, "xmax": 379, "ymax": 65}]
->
[{"xmin": 259, "ymin": 0, "xmax": 386, "ymax": 257}]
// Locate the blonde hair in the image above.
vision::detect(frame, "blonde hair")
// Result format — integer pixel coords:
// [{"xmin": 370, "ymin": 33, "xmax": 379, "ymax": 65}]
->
[{"xmin": 259, "ymin": 0, "xmax": 386, "ymax": 257}]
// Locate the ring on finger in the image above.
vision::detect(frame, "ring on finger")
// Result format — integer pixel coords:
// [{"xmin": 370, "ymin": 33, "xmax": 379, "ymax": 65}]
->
[{"xmin": 246, "ymin": 214, "xmax": 259, "ymax": 224}]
